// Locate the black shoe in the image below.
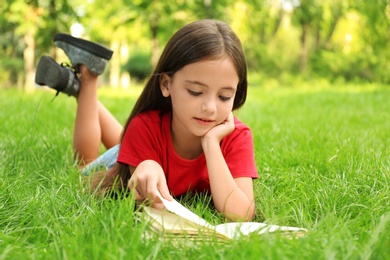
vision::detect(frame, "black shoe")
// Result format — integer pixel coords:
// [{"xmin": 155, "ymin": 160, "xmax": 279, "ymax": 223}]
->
[
  {"xmin": 54, "ymin": 33, "xmax": 113, "ymax": 75},
  {"xmin": 35, "ymin": 55, "xmax": 80, "ymax": 97}
]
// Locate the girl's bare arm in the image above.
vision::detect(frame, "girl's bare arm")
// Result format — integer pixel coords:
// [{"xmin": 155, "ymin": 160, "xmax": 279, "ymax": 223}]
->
[
  {"xmin": 202, "ymin": 112, "xmax": 255, "ymax": 221},
  {"xmin": 203, "ymin": 140, "xmax": 255, "ymax": 221}
]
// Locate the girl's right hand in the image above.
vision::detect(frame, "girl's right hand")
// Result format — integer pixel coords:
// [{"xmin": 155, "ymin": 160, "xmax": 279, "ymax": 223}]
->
[{"xmin": 127, "ymin": 160, "xmax": 173, "ymax": 209}]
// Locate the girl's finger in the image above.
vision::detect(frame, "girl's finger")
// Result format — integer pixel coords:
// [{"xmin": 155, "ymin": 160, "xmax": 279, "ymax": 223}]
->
[
  {"xmin": 127, "ymin": 178, "xmax": 134, "ymax": 190},
  {"xmin": 146, "ymin": 178, "xmax": 159, "ymax": 201},
  {"xmin": 158, "ymin": 185, "xmax": 173, "ymax": 201},
  {"xmin": 134, "ymin": 188, "xmax": 143, "ymax": 201}
]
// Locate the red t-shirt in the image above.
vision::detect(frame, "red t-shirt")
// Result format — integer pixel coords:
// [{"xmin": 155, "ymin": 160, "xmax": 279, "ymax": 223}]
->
[{"xmin": 117, "ymin": 110, "xmax": 258, "ymax": 196}]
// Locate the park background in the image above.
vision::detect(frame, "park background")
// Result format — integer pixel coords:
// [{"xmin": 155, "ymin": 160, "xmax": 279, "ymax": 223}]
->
[
  {"xmin": 1, "ymin": 0, "xmax": 390, "ymax": 259},
  {"xmin": 1, "ymin": 0, "xmax": 390, "ymax": 89}
]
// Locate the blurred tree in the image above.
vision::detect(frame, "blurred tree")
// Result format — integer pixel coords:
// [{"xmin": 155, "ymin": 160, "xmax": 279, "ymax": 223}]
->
[
  {"xmin": 230, "ymin": 0, "xmax": 300, "ymax": 76},
  {"xmin": 78, "ymin": 0, "xmax": 231, "ymax": 86},
  {"xmin": 292, "ymin": 0, "xmax": 351, "ymax": 75},
  {"xmin": 0, "ymin": 0, "xmax": 77, "ymax": 90},
  {"xmin": 292, "ymin": 0, "xmax": 322, "ymax": 72},
  {"xmin": 124, "ymin": 0, "xmax": 230, "ymax": 67},
  {"xmin": 2, "ymin": 0, "xmax": 390, "ymax": 89},
  {"xmin": 318, "ymin": 1, "xmax": 348, "ymax": 50},
  {"xmin": 3, "ymin": 0, "xmax": 44, "ymax": 90},
  {"xmin": 352, "ymin": 0, "xmax": 390, "ymax": 82},
  {"xmin": 36, "ymin": 0, "xmax": 76, "ymax": 57},
  {"xmin": 309, "ymin": 0, "xmax": 390, "ymax": 83},
  {"xmin": 0, "ymin": 1, "xmax": 23, "ymax": 88},
  {"xmin": 73, "ymin": 0, "xmax": 137, "ymax": 87}
]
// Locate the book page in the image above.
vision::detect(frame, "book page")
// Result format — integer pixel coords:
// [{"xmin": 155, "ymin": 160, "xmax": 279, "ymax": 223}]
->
[
  {"xmin": 142, "ymin": 206, "xmax": 232, "ymax": 242},
  {"xmin": 156, "ymin": 191, "xmax": 308, "ymax": 239},
  {"xmin": 156, "ymin": 191, "xmax": 214, "ymax": 229},
  {"xmin": 215, "ymin": 222, "xmax": 308, "ymax": 239}
]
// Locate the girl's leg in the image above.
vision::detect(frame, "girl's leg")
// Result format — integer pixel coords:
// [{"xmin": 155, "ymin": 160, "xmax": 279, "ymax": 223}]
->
[
  {"xmin": 73, "ymin": 66, "xmax": 100, "ymax": 166},
  {"xmin": 35, "ymin": 34, "xmax": 119, "ymax": 167},
  {"xmin": 98, "ymin": 101, "xmax": 122, "ymax": 149},
  {"xmin": 73, "ymin": 65, "xmax": 122, "ymax": 166}
]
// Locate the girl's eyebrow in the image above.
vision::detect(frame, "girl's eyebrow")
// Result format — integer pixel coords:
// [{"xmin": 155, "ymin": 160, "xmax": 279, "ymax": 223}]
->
[
  {"xmin": 184, "ymin": 80, "xmax": 236, "ymax": 91},
  {"xmin": 185, "ymin": 80, "xmax": 208, "ymax": 87}
]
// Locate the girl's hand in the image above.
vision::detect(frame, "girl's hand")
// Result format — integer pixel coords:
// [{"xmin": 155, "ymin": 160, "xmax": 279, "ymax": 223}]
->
[
  {"xmin": 127, "ymin": 160, "xmax": 173, "ymax": 209},
  {"xmin": 202, "ymin": 112, "xmax": 235, "ymax": 145}
]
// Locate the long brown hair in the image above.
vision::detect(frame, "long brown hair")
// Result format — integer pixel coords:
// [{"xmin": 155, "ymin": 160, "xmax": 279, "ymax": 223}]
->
[{"xmin": 90, "ymin": 19, "xmax": 248, "ymax": 196}]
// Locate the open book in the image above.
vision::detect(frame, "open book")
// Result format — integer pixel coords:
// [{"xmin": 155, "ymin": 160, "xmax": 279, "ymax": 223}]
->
[{"xmin": 140, "ymin": 192, "xmax": 308, "ymax": 243}]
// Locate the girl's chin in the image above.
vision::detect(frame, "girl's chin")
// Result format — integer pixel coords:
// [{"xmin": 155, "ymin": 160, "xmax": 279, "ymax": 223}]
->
[{"xmin": 193, "ymin": 128, "xmax": 213, "ymax": 138}]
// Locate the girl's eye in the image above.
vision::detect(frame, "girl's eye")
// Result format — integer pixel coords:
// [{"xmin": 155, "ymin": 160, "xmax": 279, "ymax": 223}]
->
[
  {"xmin": 187, "ymin": 89, "xmax": 202, "ymax": 96},
  {"xmin": 219, "ymin": 96, "xmax": 232, "ymax": 102}
]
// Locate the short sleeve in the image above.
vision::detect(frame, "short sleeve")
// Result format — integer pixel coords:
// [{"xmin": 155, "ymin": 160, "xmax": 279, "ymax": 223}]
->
[
  {"xmin": 221, "ymin": 120, "xmax": 258, "ymax": 179},
  {"xmin": 117, "ymin": 113, "xmax": 163, "ymax": 167}
]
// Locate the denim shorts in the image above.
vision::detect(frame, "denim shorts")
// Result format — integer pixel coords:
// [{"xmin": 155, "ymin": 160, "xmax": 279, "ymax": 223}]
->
[{"xmin": 81, "ymin": 144, "xmax": 120, "ymax": 175}]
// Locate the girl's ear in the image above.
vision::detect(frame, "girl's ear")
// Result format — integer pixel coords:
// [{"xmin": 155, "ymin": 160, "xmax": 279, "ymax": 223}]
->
[{"xmin": 160, "ymin": 73, "xmax": 171, "ymax": 97}]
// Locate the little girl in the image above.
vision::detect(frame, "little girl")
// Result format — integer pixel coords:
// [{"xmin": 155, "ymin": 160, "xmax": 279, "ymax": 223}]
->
[{"xmin": 36, "ymin": 19, "xmax": 258, "ymax": 221}]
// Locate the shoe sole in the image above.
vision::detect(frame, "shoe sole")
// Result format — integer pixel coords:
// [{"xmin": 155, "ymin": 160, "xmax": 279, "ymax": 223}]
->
[
  {"xmin": 35, "ymin": 55, "xmax": 80, "ymax": 96},
  {"xmin": 35, "ymin": 56, "xmax": 64, "ymax": 89},
  {"xmin": 54, "ymin": 33, "xmax": 113, "ymax": 60}
]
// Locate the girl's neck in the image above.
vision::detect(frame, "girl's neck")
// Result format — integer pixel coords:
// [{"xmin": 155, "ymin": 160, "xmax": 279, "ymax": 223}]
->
[{"xmin": 171, "ymin": 127, "xmax": 203, "ymax": 160}]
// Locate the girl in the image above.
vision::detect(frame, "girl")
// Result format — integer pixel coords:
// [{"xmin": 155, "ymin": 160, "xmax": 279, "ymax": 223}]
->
[{"xmin": 36, "ymin": 19, "xmax": 258, "ymax": 221}]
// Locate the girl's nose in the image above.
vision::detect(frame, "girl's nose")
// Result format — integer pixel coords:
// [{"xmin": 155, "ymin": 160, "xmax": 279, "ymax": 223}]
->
[{"xmin": 201, "ymin": 99, "xmax": 217, "ymax": 113}]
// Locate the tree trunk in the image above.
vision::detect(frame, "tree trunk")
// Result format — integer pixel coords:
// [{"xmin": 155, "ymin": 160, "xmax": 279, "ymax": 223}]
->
[
  {"xmin": 314, "ymin": 19, "xmax": 321, "ymax": 50},
  {"xmin": 120, "ymin": 43, "xmax": 130, "ymax": 89},
  {"xmin": 204, "ymin": 0, "xmax": 213, "ymax": 19},
  {"xmin": 49, "ymin": 0, "xmax": 58, "ymax": 58},
  {"xmin": 271, "ymin": 9, "xmax": 283, "ymax": 37},
  {"xmin": 299, "ymin": 23, "xmax": 309, "ymax": 73},
  {"xmin": 23, "ymin": 31, "xmax": 35, "ymax": 92},
  {"xmin": 324, "ymin": 15, "xmax": 340, "ymax": 49},
  {"xmin": 150, "ymin": 16, "xmax": 159, "ymax": 67},
  {"xmin": 110, "ymin": 40, "xmax": 120, "ymax": 88}
]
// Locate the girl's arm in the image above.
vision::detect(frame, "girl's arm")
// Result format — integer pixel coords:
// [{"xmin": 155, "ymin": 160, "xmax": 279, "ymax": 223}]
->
[{"xmin": 202, "ymin": 112, "xmax": 255, "ymax": 221}]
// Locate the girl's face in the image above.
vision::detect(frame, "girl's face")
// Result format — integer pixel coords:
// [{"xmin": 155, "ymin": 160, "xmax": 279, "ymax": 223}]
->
[{"xmin": 160, "ymin": 57, "xmax": 239, "ymax": 138}]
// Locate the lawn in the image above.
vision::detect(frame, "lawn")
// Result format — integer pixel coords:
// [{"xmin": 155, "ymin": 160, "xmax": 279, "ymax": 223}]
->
[{"xmin": 1, "ymin": 83, "xmax": 389, "ymax": 259}]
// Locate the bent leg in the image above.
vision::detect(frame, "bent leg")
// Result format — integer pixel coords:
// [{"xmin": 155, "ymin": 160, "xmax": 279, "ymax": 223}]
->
[
  {"xmin": 73, "ymin": 66, "xmax": 123, "ymax": 166},
  {"xmin": 73, "ymin": 66, "xmax": 100, "ymax": 165},
  {"xmin": 98, "ymin": 101, "xmax": 122, "ymax": 149}
]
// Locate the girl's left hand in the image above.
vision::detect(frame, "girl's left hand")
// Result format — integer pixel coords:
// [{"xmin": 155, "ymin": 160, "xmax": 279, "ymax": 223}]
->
[{"xmin": 202, "ymin": 112, "xmax": 235, "ymax": 144}]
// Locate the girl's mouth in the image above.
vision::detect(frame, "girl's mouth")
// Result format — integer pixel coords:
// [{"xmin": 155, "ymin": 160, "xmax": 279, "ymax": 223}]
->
[{"xmin": 194, "ymin": 117, "xmax": 214, "ymax": 126}]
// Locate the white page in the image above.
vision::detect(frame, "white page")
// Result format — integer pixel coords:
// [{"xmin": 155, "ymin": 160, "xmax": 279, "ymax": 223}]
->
[
  {"xmin": 156, "ymin": 191, "xmax": 308, "ymax": 239},
  {"xmin": 156, "ymin": 191, "xmax": 214, "ymax": 229},
  {"xmin": 216, "ymin": 222, "xmax": 307, "ymax": 239}
]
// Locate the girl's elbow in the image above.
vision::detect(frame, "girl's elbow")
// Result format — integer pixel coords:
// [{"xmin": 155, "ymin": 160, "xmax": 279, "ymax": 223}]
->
[
  {"xmin": 223, "ymin": 204, "xmax": 256, "ymax": 222},
  {"xmin": 241, "ymin": 204, "xmax": 256, "ymax": 222}
]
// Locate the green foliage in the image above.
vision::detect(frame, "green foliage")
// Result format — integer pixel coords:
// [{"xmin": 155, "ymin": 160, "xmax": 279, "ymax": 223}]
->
[
  {"xmin": 122, "ymin": 50, "xmax": 153, "ymax": 81},
  {"xmin": 1, "ymin": 57, "xmax": 24, "ymax": 71},
  {"xmin": 0, "ymin": 57, "xmax": 24, "ymax": 86},
  {"xmin": 310, "ymin": 48, "xmax": 390, "ymax": 83},
  {"xmin": 1, "ymin": 0, "xmax": 390, "ymax": 87},
  {"xmin": 311, "ymin": 50, "xmax": 371, "ymax": 82}
]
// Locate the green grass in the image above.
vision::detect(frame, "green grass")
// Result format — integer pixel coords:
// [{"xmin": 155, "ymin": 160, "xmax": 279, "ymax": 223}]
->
[{"xmin": 1, "ymin": 83, "xmax": 389, "ymax": 259}]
